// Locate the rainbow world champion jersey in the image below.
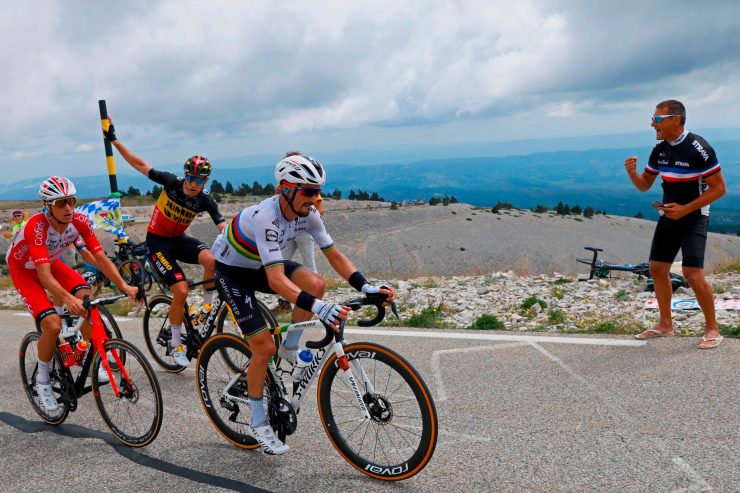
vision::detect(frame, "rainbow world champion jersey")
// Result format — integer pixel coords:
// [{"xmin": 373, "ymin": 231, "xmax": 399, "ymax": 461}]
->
[{"xmin": 213, "ymin": 195, "xmax": 334, "ymax": 270}]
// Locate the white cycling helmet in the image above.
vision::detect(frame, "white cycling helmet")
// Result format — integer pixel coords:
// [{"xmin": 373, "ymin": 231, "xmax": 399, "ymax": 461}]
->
[
  {"xmin": 39, "ymin": 176, "xmax": 77, "ymax": 202},
  {"xmin": 274, "ymin": 155, "xmax": 326, "ymax": 186}
]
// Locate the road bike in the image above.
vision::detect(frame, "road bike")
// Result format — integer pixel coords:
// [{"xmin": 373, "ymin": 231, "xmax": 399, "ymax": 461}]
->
[
  {"xmin": 75, "ymin": 239, "xmax": 166, "ymax": 296},
  {"xmin": 576, "ymin": 246, "xmax": 687, "ymax": 292},
  {"xmin": 19, "ymin": 293, "xmax": 163, "ymax": 447},
  {"xmin": 142, "ymin": 278, "xmax": 278, "ymax": 372},
  {"xmin": 196, "ymin": 293, "xmax": 438, "ymax": 481}
]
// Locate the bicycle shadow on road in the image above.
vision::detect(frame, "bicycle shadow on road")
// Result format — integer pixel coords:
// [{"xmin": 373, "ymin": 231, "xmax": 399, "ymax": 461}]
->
[{"xmin": 0, "ymin": 412, "xmax": 266, "ymax": 493}]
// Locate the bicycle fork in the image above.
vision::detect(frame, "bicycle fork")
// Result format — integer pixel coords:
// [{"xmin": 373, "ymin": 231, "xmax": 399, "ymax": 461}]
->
[{"xmin": 334, "ymin": 342, "xmax": 371, "ymax": 420}]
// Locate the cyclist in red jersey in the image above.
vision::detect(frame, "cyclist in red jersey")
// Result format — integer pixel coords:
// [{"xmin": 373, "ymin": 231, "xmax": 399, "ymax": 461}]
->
[
  {"xmin": 8, "ymin": 177, "xmax": 140, "ymax": 413},
  {"xmin": 104, "ymin": 117, "xmax": 226, "ymax": 367}
]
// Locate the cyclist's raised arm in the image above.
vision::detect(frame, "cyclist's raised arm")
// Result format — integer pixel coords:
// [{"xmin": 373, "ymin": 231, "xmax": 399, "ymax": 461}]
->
[{"xmin": 103, "ymin": 116, "xmax": 153, "ymax": 177}]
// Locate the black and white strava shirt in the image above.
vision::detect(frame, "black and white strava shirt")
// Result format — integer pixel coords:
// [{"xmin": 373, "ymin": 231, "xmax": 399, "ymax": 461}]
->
[{"xmin": 646, "ymin": 130, "xmax": 721, "ymax": 216}]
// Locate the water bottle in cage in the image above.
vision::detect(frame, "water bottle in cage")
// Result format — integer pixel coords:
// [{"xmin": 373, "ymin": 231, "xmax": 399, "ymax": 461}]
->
[
  {"xmin": 58, "ymin": 338, "xmax": 75, "ymax": 368},
  {"xmin": 291, "ymin": 349, "xmax": 313, "ymax": 383}
]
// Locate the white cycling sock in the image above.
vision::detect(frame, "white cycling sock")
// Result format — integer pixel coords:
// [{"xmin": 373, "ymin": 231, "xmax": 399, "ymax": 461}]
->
[
  {"xmin": 283, "ymin": 328, "xmax": 303, "ymax": 349},
  {"xmin": 249, "ymin": 397, "xmax": 268, "ymax": 428},
  {"xmin": 170, "ymin": 324, "xmax": 183, "ymax": 346},
  {"xmin": 37, "ymin": 359, "xmax": 52, "ymax": 384}
]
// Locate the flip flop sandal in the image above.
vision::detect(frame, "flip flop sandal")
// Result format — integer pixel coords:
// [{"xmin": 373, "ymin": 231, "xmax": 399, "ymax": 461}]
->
[
  {"xmin": 698, "ymin": 335, "xmax": 724, "ymax": 349},
  {"xmin": 635, "ymin": 328, "xmax": 674, "ymax": 340}
]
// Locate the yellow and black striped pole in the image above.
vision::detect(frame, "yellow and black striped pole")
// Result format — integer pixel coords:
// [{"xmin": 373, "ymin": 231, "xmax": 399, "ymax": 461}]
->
[{"xmin": 98, "ymin": 100, "xmax": 120, "ymax": 197}]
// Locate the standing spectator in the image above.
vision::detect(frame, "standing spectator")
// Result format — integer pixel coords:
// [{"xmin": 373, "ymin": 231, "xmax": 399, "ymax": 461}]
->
[
  {"xmin": 624, "ymin": 100, "xmax": 726, "ymax": 348},
  {"xmin": 4, "ymin": 209, "xmax": 25, "ymax": 239}
]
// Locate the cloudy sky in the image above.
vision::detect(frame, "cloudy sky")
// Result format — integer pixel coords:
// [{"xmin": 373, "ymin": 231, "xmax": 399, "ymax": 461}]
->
[{"xmin": 2, "ymin": 0, "xmax": 739, "ymax": 183}]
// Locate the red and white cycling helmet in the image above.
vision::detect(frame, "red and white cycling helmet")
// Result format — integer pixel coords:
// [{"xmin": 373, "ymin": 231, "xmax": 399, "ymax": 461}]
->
[
  {"xmin": 274, "ymin": 155, "xmax": 326, "ymax": 186},
  {"xmin": 39, "ymin": 176, "xmax": 77, "ymax": 202}
]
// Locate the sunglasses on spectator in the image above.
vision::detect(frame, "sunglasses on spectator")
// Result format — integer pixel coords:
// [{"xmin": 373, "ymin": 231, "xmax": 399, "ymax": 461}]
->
[
  {"xmin": 185, "ymin": 174, "xmax": 207, "ymax": 185},
  {"xmin": 651, "ymin": 114, "xmax": 679, "ymax": 123},
  {"xmin": 296, "ymin": 186, "xmax": 322, "ymax": 197},
  {"xmin": 49, "ymin": 197, "xmax": 77, "ymax": 209}
]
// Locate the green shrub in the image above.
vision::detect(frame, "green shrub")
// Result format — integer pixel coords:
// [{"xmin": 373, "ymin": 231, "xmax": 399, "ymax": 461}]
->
[
  {"xmin": 552, "ymin": 277, "xmax": 573, "ymax": 285},
  {"xmin": 521, "ymin": 295, "xmax": 548, "ymax": 311},
  {"xmin": 550, "ymin": 287, "xmax": 565, "ymax": 299},
  {"xmin": 470, "ymin": 314, "xmax": 505, "ymax": 330},
  {"xmin": 720, "ymin": 324, "xmax": 740, "ymax": 338},
  {"xmin": 404, "ymin": 304, "xmax": 448, "ymax": 328},
  {"xmin": 548, "ymin": 309, "xmax": 566, "ymax": 324},
  {"xmin": 615, "ymin": 289, "xmax": 629, "ymax": 301}
]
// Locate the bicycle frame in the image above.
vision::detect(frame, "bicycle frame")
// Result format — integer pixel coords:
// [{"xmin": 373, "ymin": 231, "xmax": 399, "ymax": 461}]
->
[
  {"xmin": 55, "ymin": 296, "xmax": 131, "ymax": 406},
  {"xmin": 220, "ymin": 319, "xmax": 371, "ymax": 419}
]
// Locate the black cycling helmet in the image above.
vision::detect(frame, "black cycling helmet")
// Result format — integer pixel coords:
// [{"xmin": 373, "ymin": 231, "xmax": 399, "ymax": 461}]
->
[{"xmin": 184, "ymin": 155, "xmax": 212, "ymax": 177}]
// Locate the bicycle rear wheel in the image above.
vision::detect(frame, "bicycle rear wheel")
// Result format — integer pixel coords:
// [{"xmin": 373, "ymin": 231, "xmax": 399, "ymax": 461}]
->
[
  {"xmin": 317, "ymin": 342, "xmax": 438, "ymax": 481},
  {"xmin": 196, "ymin": 333, "xmax": 275, "ymax": 449},
  {"xmin": 142, "ymin": 294, "xmax": 186, "ymax": 373},
  {"xmin": 92, "ymin": 339, "xmax": 163, "ymax": 447},
  {"xmin": 215, "ymin": 299, "xmax": 281, "ymax": 372},
  {"xmin": 18, "ymin": 332, "xmax": 70, "ymax": 425}
]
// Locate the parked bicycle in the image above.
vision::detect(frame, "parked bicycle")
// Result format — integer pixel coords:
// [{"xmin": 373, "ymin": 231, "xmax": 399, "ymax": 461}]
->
[
  {"xmin": 576, "ymin": 246, "xmax": 687, "ymax": 292},
  {"xmin": 142, "ymin": 278, "xmax": 278, "ymax": 372},
  {"xmin": 196, "ymin": 293, "xmax": 438, "ymax": 481},
  {"xmin": 19, "ymin": 293, "xmax": 163, "ymax": 447}
]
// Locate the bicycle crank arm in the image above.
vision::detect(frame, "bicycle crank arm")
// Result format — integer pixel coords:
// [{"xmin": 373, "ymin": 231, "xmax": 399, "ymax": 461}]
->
[{"xmin": 334, "ymin": 343, "xmax": 371, "ymax": 420}]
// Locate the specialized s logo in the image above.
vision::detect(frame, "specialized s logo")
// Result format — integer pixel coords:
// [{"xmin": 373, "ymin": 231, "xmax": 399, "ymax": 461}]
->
[
  {"xmin": 265, "ymin": 229, "xmax": 278, "ymax": 242},
  {"xmin": 692, "ymin": 140, "xmax": 710, "ymax": 161}
]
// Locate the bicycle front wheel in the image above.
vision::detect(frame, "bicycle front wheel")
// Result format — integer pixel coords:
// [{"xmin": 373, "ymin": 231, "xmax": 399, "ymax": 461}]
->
[
  {"xmin": 317, "ymin": 342, "xmax": 438, "ymax": 481},
  {"xmin": 119, "ymin": 259, "xmax": 152, "ymax": 292},
  {"xmin": 196, "ymin": 333, "xmax": 276, "ymax": 449},
  {"xmin": 142, "ymin": 294, "xmax": 186, "ymax": 373},
  {"xmin": 92, "ymin": 339, "xmax": 163, "ymax": 447},
  {"xmin": 19, "ymin": 332, "xmax": 70, "ymax": 425}
]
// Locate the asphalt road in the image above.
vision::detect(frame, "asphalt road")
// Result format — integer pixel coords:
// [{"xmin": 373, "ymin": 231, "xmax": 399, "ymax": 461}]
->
[{"xmin": 0, "ymin": 309, "xmax": 737, "ymax": 492}]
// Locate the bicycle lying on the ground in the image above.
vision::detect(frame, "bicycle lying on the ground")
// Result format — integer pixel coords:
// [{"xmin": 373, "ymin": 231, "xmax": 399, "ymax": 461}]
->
[
  {"xmin": 19, "ymin": 293, "xmax": 163, "ymax": 447},
  {"xmin": 576, "ymin": 246, "xmax": 688, "ymax": 292},
  {"xmin": 142, "ymin": 278, "xmax": 278, "ymax": 372},
  {"xmin": 196, "ymin": 293, "xmax": 438, "ymax": 481}
]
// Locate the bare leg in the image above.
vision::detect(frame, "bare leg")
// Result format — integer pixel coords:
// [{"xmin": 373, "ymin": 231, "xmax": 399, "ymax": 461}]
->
[
  {"xmin": 636, "ymin": 261, "xmax": 675, "ymax": 339},
  {"xmin": 683, "ymin": 266, "xmax": 720, "ymax": 346},
  {"xmin": 246, "ymin": 330, "xmax": 277, "ymax": 400}
]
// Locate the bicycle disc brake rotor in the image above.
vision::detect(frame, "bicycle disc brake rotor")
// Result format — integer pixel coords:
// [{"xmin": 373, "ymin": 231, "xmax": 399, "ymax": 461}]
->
[
  {"xmin": 268, "ymin": 397, "xmax": 297, "ymax": 436},
  {"xmin": 364, "ymin": 393, "xmax": 393, "ymax": 425}
]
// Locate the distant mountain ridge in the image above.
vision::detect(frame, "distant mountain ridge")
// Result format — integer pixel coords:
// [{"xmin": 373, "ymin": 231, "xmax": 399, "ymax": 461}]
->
[{"xmin": 5, "ymin": 141, "xmax": 739, "ymax": 232}]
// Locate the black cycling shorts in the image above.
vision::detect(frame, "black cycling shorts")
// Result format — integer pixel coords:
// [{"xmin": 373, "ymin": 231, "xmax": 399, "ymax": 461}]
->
[
  {"xmin": 215, "ymin": 260, "xmax": 303, "ymax": 338},
  {"xmin": 650, "ymin": 213, "xmax": 709, "ymax": 268},
  {"xmin": 146, "ymin": 232, "xmax": 209, "ymax": 286}
]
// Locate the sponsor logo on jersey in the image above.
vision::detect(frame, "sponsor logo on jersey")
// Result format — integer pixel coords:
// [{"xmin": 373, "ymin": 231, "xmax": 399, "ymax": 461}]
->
[
  {"xmin": 175, "ymin": 272, "xmax": 184, "ymax": 281},
  {"xmin": 692, "ymin": 140, "xmax": 710, "ymax": 161},
  {"xmin": 33, "ymin": 221, "xmax": 46, "ymax": 246},
  {"xmin": 156, "ymin": 192, "xmax": 197, "ymax": 224},
  {"xmin": 265, "ymin": 229, "xmax": 278, "ymax": 242},
  {"xmin": 674, "ymin": 161, "xmax": 690, "ymax": 168}
]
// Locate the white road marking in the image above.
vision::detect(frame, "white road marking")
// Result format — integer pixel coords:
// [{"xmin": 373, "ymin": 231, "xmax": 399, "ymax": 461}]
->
[
  {"xmin": 672, "ymin": 457, "xmax": 712, "ymax": 492},
  {"xmin": 432, "ymin": 342, "xmax": 529, "ymax": 401},
  {"xmin": 346, "ymin": 328, "xmax": 647, "ymax": 346},
  {"xmin": 528, "ymin": 342, "xmax": 585, "ymax": 382},
  {"xmin": 13, "ymin": 312, "xmax": 131, "ymax": 323}
]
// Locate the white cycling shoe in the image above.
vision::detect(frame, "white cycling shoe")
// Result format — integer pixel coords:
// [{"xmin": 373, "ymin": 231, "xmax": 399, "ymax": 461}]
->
[
  {"xmin": 171, "ymin": 344, "xmax": 190, "ymax": 367},
  {"xmin": 96, "ymin": 366, "xmax": 110, "ymax": 384},
  {"xmin": 35, "ymin": 381, "xmax": 60, "ymax": 413},
  {"xmin": 248, "ymin": 423, "xmax": 289, "ymax": 455},
  {"xmin": 277, "ymin": 344, "xmax": 298, "ymax": 366}
]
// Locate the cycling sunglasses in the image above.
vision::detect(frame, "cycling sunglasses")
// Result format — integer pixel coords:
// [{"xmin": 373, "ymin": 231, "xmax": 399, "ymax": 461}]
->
[
  {"xmin": 185, "ymin": 174, "xmax": 208, "ymax": 185},
  {"xmin": 49, "ymin": 197, "xmax": 77, "ymax": 208},
  {"xmin": 296, "ymin": 186, "xmax": 322, "ymax": 197},
  {"xmin": 651, "ymin": 114, "xmax": 679, "ymax": 123}
]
